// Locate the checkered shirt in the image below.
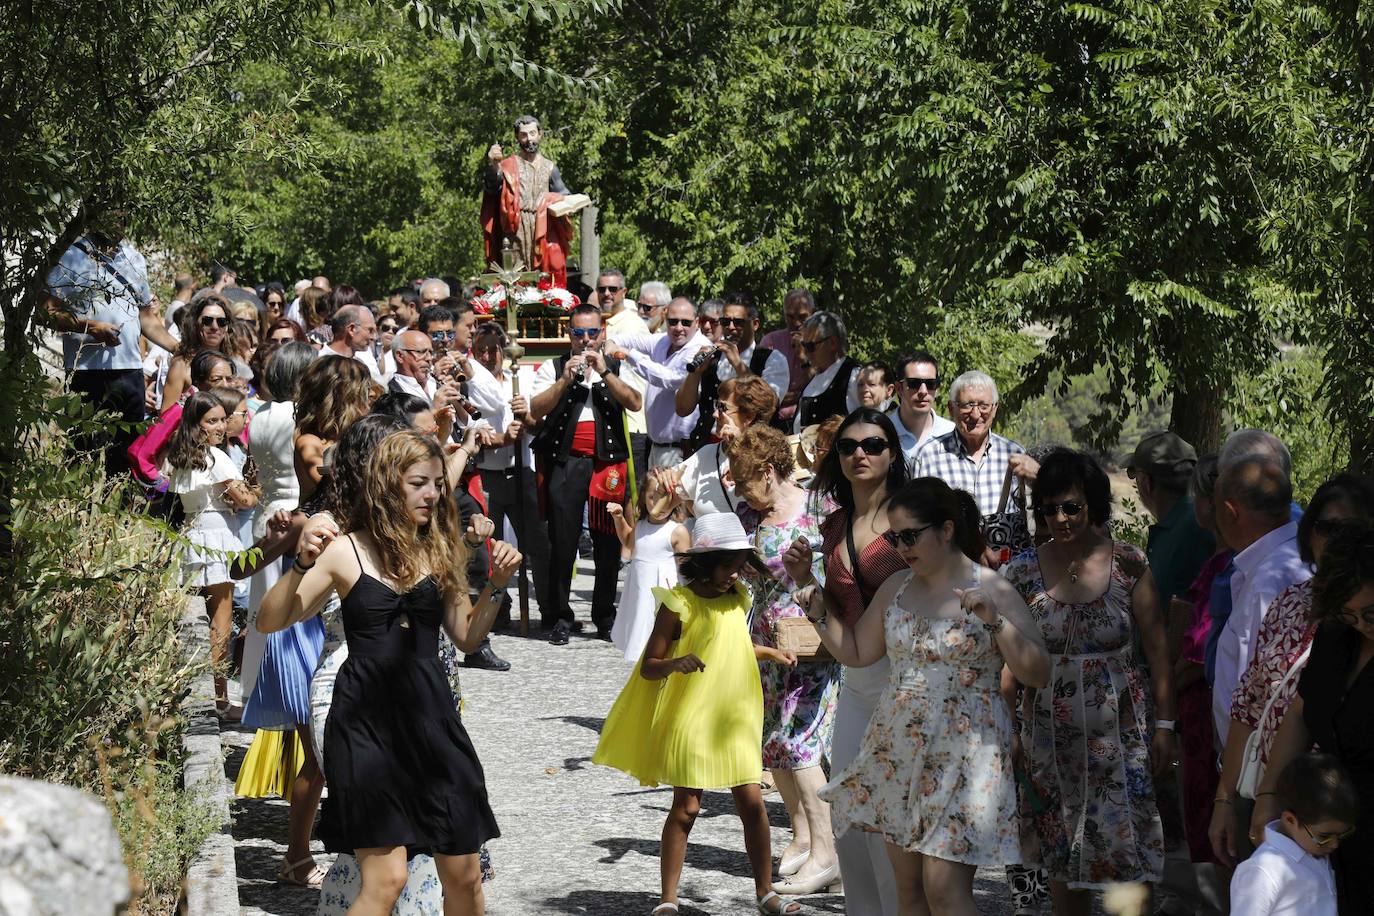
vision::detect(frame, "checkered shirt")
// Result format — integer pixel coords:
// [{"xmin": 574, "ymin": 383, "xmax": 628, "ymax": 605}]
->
[{"xmin": 911, "ymin": 430, "xmax": 1027, "ymax": 516}]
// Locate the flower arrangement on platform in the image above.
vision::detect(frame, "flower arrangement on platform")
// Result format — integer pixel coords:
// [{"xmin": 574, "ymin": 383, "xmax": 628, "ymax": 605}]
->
[{"xmin": 469, "ymin": 274, "xmax": 580, "ymax": 316}]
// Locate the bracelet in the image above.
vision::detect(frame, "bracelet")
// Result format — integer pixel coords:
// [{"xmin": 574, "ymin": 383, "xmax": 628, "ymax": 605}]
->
[
  {"xmin": 982, "ymin": 615, "xmax": 1006, "ymax": 635},
  {"xmin": 292, "ymin": 558, "xmax": 315, "ymax": 574},
  {"xmin": 1155, "ymin": 719, "xmax": 1176, "ymax": 732},
  {"xmin": 1256, "ymin": 791, "xmax": 1277, "ymax": 797},
  {"xmin": 1213, "ymin": 797, "xmax": 1233, "ymax": 806}
]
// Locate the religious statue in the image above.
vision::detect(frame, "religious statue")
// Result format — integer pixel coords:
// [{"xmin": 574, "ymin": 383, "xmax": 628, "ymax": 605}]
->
[{"xmin": 480, "ymin": 115, "xmax": 587, "ymax": 287}]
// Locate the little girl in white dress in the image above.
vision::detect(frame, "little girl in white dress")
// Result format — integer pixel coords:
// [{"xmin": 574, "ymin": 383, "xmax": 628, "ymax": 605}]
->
[{"xmin": 609, "ymin": 471, "xmax": 689, "ymax": 662}]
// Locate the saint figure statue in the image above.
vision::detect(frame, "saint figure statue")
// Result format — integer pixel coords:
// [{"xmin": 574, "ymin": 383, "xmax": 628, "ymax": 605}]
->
[{"xmin": 480, "ymin": 115, "xmax": 579, "ymax": 287}]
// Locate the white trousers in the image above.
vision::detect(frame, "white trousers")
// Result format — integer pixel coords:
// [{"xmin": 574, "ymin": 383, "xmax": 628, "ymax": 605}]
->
[{"xmin": 831, "ymin": 658, "xmax": 899, "ymax": 916}]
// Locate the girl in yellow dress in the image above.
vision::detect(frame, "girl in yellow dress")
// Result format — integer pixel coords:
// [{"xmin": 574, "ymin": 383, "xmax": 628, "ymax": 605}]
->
[{"xmin": 593, "ymin": 513, "xmax": 804, "ymax": 916}]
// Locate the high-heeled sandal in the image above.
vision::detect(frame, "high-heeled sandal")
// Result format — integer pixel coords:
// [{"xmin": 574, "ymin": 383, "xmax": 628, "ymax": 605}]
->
[
  {"xmin": 277, "ymin": 857, "xmax": 325, "ymax": 889},
  {"xmin": 757, "ymin": 891, "xmax": 801, "ymax": 914}
]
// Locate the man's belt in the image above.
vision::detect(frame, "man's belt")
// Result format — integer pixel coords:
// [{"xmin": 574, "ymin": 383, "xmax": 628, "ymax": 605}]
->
[{"xmin": 650, "ymin": 440, "xmax": 686, "ymax": 450}]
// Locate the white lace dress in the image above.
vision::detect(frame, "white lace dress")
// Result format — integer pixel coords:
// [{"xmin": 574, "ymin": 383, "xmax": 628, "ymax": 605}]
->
[{"xmin": 165, "ymin": 446, "xmax": 244, "ymax": 587}]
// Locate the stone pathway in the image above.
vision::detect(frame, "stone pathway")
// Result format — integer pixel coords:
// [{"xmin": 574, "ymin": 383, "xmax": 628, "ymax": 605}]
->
[{"xmin": 229, "ymin": 568, "xmax": 1026, "ymax": 915}]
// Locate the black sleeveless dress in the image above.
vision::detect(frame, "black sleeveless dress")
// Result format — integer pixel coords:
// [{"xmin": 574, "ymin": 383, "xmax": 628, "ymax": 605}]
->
[{"xmin": 317, "ymin": 542, "xmax": 500, "ymax": 857}]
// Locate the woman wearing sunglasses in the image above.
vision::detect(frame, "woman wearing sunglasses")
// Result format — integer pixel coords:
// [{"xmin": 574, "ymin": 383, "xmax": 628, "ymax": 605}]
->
[
  {"xmin": 162, "ymin": 293, "xmax": 233, "ymax": 410},
  {"xmin": 1000, "ymin": 449, "xmax": 1175, "ymax": 915},
  {"xmin": 800, "ymin": 476, "xmax": 1049, "ymax": 916},
  {"xmin": 782, "ymin": 407, "xmax": 908, "ymax": 914},
  {"xmin": 1254, "ymin": 525, "xmax": 1374, "ymax": 914}
]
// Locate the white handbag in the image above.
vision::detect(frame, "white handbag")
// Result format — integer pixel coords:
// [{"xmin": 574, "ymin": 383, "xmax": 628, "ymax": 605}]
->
[{"xmin": 1235, "ymin": 643, "xmax": 1311, "ymax": 799}]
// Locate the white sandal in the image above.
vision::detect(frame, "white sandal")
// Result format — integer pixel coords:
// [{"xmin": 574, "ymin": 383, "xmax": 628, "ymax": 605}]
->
[
  {"xmin": 757, "ymin": 891, "xmax": 801, "ymax": 914},
  {"xmin": 652, "ymin": 905, "xmax": 679, "ymax": 915}
]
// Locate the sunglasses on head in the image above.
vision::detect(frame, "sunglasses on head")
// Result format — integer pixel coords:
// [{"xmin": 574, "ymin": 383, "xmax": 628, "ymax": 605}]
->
[
  {"xmin": 883, "ymin": 523, "xmax": 935, "ymax": 548},
  {"xmin": 1038, "ymin": 500, "xmax": 1085, "ymax": 518},
  {"xmin": 902, "ymin": 376, "xmax": 939, "ymax": 391},
  {"xmin": 834, "ymin": 436, "xmax": 889, "ymax": 457},
  {"xmin": 571, "ymin": 327, "xmax": 602, "ymax": 339},
  {"xmin": 666, "ymin": 317, "xmax": 694, "ymax": 327},
  {"xmin": 199, "ymin": 315, "xmax": 229, "ymax": 328}
]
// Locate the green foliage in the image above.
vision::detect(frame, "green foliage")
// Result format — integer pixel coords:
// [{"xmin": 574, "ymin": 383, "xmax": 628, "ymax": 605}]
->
[{"xmin": 110, "ymin": 760, "xmax": 220, "ymax": 914}]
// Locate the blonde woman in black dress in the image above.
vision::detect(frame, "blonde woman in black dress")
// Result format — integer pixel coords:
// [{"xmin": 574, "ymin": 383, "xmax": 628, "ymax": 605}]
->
[{"xmin": 261, "ymin": 429, "xmax": 519, "ymax": 915}]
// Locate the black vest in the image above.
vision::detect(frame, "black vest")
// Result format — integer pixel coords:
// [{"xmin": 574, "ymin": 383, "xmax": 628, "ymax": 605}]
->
[
  {"xmin": 685, "ymin": 346, "xmax": 775, "ymax": 455},
  {"xmin": 531, "ymin": 355, "xmax": 629, "ymax": 462},
  {"xmin": 798, "ymin": 355, "xmax": 860, "ymax": 428}
]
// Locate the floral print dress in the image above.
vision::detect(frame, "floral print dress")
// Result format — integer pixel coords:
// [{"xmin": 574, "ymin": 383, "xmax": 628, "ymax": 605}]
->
[
  {"xmin": 750, "ymin": 508, "xmax": 839, "ymax": 770},
  {"xmin": 1002, "ymin": 542, "xmax": 1164, "ymax": 887},
  {"xmin": 820, "ymin": 570, "xmax": 1023, "ymax": 864}
]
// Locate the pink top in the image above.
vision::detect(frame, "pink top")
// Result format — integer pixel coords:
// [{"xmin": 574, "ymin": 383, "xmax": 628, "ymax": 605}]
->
[
  {"xmin": 1182, "ymin": 551, "xmax": 1231, "ymax": 665},
  {"xmin": 760, "ymin": 328, "xmax": 806, "ymax": 402},
  {"xmin": 820, "ymin": 510, "xmax": 909, "ymax": 627},
  {"xmin": 127, "ymin": 402, "xmax": 184, "ymax": 484}
]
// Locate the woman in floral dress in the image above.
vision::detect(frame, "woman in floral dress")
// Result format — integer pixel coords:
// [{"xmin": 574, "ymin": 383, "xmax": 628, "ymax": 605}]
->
[
  {"xmin": 1001, "ymin": 450, "xmax": 1176, "ymax": 915},
  {"xmin": 730, "ymin": 425, "xmax": 841, "ymax": 895}
]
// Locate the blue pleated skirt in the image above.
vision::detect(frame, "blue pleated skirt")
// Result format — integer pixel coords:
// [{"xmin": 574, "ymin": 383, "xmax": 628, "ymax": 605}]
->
[{"xmin": 242, "ymin": 615, "xmax": 326, "ymax": 731}]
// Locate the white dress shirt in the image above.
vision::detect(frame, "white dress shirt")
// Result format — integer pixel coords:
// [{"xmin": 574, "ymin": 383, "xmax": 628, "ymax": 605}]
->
[
  {"xmin": 1229, "ymin": 821, "xmax": 1337, "ymax": 916},
  {"xmin": 476, "ymin": 365, "xmax": 537, "ymax": 471},
  {"xmin": 717, "ymin": 342, "xmax": 791, "ymax": 403},
  {"xmin": 1212, "ymin": 520, "xmax": 1311, "ymax": 742},
  {"xmin": 615, "ymin": 331, "xmax": 710, "ymax": 444},
  {"xmin": 605, "ymin": 307, "xmax": 650, "ymax": 437},
  {"xmin": 390, "ymin": 371, "xmax": 437, "ymax": 404},
  {"xmin": 532, "ymin": 358, "xmax": 606, "ymax": 424},
  {"xmin": 889, "ymin": 406, "xmax": 957, "ymax": 467},
  {"xmin": 794, "ymin": 358, "xmax": 861, "ymax": 433}
]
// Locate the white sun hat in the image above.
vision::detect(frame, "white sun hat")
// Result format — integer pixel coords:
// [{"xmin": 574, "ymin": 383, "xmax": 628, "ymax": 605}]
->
[{"xmin": 679, "ymin": 512, "xmax": 754, "ymax": 554}]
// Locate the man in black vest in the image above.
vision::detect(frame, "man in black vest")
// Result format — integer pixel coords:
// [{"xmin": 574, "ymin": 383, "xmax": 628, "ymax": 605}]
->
[
  {"xmin": 530, "ymin": 304, "xmax": 643, "ymax": 645},
  {"xmin": 794, "ymin": 310, "xmax": 860, "ymax": 432},
  {"xmin": 675, "ymin": 290, "xmax": 790, "ymax": 455}
]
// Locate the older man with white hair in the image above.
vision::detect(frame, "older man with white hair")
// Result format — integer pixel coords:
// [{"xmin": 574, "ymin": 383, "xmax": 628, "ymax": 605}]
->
[
  {"xmin": 419, "ymin": 277, "xmax": 450, "ymax": 309},
  {"xmin": 637, "ymin": 280, "xmax": 671, "ymax": 332},
  {"xmin": 913, "ymin": 369, "xmax": 1038, "ymax": 520}
]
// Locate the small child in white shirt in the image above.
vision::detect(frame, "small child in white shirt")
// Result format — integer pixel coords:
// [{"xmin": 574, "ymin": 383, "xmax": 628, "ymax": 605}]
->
[{"xmin": 1231, "ymin": 752, "xmax": 1358, "ymax": 916}]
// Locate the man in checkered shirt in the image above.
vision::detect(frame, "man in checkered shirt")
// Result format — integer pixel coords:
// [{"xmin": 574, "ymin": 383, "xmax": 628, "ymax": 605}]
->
[{"xmin": 911, "ymin": 369, "xmax": 1040, "ymax": 517}]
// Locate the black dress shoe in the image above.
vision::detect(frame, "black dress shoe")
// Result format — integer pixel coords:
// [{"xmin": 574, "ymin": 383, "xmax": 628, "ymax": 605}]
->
[
  {"xmin": 463, "ymin": 645, "xmax": 511, "ymax": 671},
  {"xmin": 568, "ymin": 619, "xmax": 585, "ymax": 633},
  {"xmin": 549, "ymin": 621, "xmax": 571, "ymax": 646},
  {"xmin": 595, "ymin": 627, "xmax": 613, "ymax": 642}
]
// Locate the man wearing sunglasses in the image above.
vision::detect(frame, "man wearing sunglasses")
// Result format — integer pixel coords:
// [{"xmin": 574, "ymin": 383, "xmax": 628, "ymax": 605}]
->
[
  {"xmin": 889, "ymin": 350, "xmax": 956, "ymax": 467},
  {"xmin": 794, "ymin": 310, "xmax": 861, "ymax": 434},
  {"xmin": 637, "ymin": 280, "xmax": 671, "ymax": 332},
  {"xmin": 530, "ymin": 304, "xmax": 642, "ymax": 646},
  {"xmin": 675, "ymin": 291, "xmax": 789, "ymax": 455},
  {"xmin": 593, "ymin": 269, "xmax": 654, "ymax": 497},
  {"xmin": 605, "ymin": 296, "xmax": 711, "ymax": 468},
  {"xmin": 43, "ymin": 218, "xmax": 180, "ymax": 478}
]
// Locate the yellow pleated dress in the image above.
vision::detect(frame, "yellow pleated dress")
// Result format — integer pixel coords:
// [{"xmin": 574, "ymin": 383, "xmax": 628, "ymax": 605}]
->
[{"xmin": 593, "ymin": 583, "xmax": 764, "ymax": 790}]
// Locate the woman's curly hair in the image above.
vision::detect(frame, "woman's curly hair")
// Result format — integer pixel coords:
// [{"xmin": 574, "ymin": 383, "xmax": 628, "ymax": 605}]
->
[{"xmin": 294, "ymin": 357, "xmax": 373, "ymax": 442}]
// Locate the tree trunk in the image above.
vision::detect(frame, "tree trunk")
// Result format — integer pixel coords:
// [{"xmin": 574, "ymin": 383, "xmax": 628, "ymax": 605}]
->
[
  {"xmin": 1169, "ymin": 378, "xmax": 1226, "ymax": 455},
  {"xmin": 1347, "ymin": 422, "xmax": 1374, "ymax": 475}
]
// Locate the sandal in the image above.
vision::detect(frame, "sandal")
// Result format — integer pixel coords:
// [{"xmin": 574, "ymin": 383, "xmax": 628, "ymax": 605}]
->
[
  {"xmin": 215, "ymin": 702, "xmax": 243, "ymax": 723},
  {"xmin": 651, "ymin": 905, "xmax": 679, "ymax": 915},
  {"xmin": 757, "ymin": 891, "xmax": 801, "ymax": 914},
  {"xmin": 277, "ymin": 857, "xmax": 325, "ymax": 889}
]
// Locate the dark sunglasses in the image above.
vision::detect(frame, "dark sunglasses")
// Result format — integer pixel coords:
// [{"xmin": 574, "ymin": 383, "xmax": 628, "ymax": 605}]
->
[
  {"xmin": 901, "ymin": 376, "xmax": 939, "ymax": 391},
  {"xmin": 801, "ymin": 338, "xmax": 830, "ymax": 352},
  {"xmin": 571, "ymin": 327, "xmax": 602, "ymax": 339},
  {"xmin": 720, "ymin": 316, "xmax": 750, "ymax": 327},
  {"xmin": 1038, "ymin": 500, "xmax": 1085, "ymax": 518},
  {"xmin": 666, "ymin": 317, "xmax": 694, "ymax": 327},
  {"xmin": 883, "ymin": 523, "xmax": 935, "ymax": 548},
  {"xmin": 637, "ymin": 303, "xmax": 655, "ymax": 313},
  {"xmin": 1313, "ymin": 517, "xmax": 1362, "ymax": 538},
  {"xmin": 379, "ymin": 322, "xmax": 400, "ymax": 333},
  {"xmin": 1302, "ymin": 821, "xmax": 1357, "ymax": 846},
  {"xmin": 429, "ymin": 330, "xmax": 455, "ymax": 341},
  {"xmin": 1336, "ymin": 603, "xmax": 1374, "ymax": 628},
  {"xmin": 199, "ymin": 315, "xmax": 229, "ymax": 328},
  {"xmin": 596, "ymin": 285, "xmax": 622, "ymax": 293},
  {"xmin": 835, "ymin": 436, "xmax": 890, "ymax": 457}
]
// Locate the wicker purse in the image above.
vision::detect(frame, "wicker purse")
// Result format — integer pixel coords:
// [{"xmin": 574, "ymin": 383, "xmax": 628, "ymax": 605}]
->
[{"xmin": 774, "ymin": 616, "xmax": 832, "ymax": 661}]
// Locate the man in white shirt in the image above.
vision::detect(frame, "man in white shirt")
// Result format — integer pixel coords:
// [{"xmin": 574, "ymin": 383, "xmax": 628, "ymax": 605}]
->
[
  {"xmin": 322, "ymin": 304, "xmax": 384, "ymax": 384},
  {"xmin": 606, "ymin": 296, "xmax": 710, "ymax": 468},
  {"xmin": 793, "ymin": 310, "xmax": 860, "ymax": 433},
  {"xmin": 430, "ymin": 298, "xmax": 507, "ymax": 429},
  {"xmin": 471, "ymin": 323, "xmax": 553, "ymax": 626},
  {"xmin": 1211, "ymin": 455, "xmax": 1310, "ymax": 744},
  {"xmin": 674, "ymin": 291, "xmax": 789, "ymax": 455},
  {"xmin": 889, "ymin": 350, "xmax": 956, "ymax": 469},
  {"xmin": 599, "ymin": 269, "xmax": 651, "ymax": 495},
  {"xmin": 387, "ymin": 330, "xmax": 440, "ymax": 402}
]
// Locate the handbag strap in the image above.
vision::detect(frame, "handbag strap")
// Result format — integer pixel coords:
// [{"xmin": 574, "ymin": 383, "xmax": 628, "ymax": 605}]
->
[
  {"xmin": 845, "ymin": 520, "xmax": 874, "ymax": 606},
  {"xmin": 997, "ymin": 458, "xmax": 1015, "ymax": 513},
  {"xmin": 1255, "ymin": 642, "xmax": 1313, "ymax": 733},
  {"xmin": 72, "ymin": 236, "xmax": 147, "ymax": 307}
]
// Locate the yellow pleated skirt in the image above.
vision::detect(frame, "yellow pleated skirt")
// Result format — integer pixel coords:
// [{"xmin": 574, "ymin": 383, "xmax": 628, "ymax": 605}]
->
[
  {"xmin": 234, "ymin": 729, "xmax": 306, "ymax": 800},
  {"xmin": 593, "ymin": 584, "xmax": 764, "ymax": 789}
]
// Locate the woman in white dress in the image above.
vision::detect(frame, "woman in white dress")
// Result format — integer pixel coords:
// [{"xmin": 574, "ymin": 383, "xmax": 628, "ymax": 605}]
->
[{"xmin": 607, "ymin": 472, "xmax": 689, "ymax": 662}]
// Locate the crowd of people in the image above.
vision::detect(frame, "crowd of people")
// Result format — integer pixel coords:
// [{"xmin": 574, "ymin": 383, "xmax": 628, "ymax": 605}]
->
[{"xmin": 43, "ymin": 226, "xmax": 1374, "ymax": 916}]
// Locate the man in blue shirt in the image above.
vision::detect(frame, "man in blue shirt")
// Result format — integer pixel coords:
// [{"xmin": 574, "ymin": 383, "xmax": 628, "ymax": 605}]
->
[{"xmin": 44, "ymin": 217, "xmax": 179, "ymax": 477}]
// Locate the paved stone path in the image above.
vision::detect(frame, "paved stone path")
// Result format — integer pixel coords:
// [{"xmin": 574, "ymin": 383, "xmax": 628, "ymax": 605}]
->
[{"xmin": 229, "ymin": 568, "xmax": 1026, "ymax": 915}]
